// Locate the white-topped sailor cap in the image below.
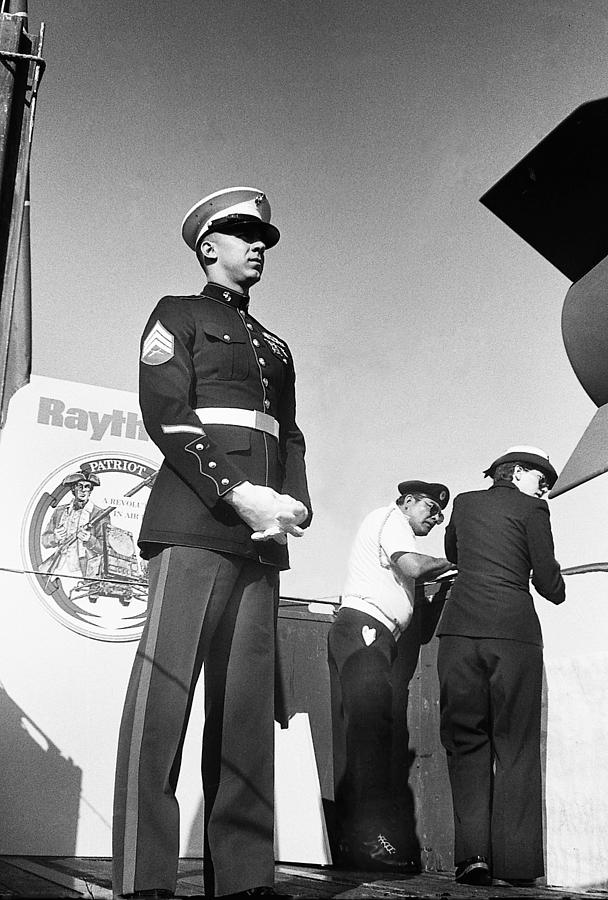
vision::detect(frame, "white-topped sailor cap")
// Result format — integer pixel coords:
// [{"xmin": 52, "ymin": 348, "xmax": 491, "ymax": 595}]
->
[
  {"xmin": 181, "ymin": 186, "xmax": 280, "ymax": 251},
  {"xmin": 483, "ymin": 445, "xmax": 558, "ymax": 488}
]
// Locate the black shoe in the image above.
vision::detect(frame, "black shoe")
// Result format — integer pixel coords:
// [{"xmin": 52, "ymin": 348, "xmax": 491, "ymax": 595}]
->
[
  {"xmin": 455, "ymin": 855, "xmax": 492, "ymax": 885},
  {"xmin": 245, "ymin": 889, "xmax": 292, "ymax": 897},
  {"xmin": 346, "ymin": 831, "xmax": 421, "ymax": 874},
  {"xmin": 219, "ymin": 884, "xmax": 293, "ymax": 900},
  {"xmin": 224, "ymin": 888, "xmax": 294, "ymax": 899},
  {"xmin": 120, "ymin": 891, "xmax": 174, "ymax": 899}
]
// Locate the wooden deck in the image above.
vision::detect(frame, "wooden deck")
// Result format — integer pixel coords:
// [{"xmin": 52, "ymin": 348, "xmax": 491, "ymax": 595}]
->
[{"xmin": 0, "ymin": 858, "xmax": 606, "ymax": 899}]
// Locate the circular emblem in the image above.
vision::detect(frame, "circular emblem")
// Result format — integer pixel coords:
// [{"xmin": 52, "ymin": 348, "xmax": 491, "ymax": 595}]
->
[{"xmin": 21, "ymin": 452, "xmax": 158, "ymax": 642}]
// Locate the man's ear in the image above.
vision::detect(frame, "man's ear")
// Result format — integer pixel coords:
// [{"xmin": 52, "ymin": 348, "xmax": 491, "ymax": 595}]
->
[
  {"xmin": 199, "ymin": 237, "xmax": 217, "ymax": 263},
  {"xmin": 512, "ymin": 465, "xmax": 523, "ymax": 484}
]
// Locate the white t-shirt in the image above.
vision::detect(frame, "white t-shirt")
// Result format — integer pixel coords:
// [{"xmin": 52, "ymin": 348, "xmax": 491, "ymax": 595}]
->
[{"xmin": 341, "ymin": 502, "xmax": 418, "ymax": 635}]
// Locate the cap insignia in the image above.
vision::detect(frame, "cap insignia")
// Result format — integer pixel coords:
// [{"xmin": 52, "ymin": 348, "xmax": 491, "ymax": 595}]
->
[{"xmin": 254, "ymin": 193, "xmax": 266, "ymax": 206}]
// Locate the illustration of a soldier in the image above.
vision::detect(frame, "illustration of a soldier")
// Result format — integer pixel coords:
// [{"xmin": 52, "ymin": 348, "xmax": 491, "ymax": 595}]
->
[{"xmin": 41, "ymin": 469, "xmax": 104, "ymax": 584}]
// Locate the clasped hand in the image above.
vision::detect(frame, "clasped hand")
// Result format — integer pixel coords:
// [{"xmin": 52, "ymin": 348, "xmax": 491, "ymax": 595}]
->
[{"xmin": 225, "ymin": 482, "xmax": 308, "ymax": 544}]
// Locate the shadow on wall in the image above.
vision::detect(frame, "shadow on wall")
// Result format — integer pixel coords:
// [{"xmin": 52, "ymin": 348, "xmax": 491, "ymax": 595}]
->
[{"xmin": 0, "ymin": 683, "xmax": 81, "ymax": 854}]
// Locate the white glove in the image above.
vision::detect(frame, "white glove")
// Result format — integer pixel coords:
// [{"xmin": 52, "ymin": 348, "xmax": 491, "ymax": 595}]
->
[{"xmin": 225, "ymin": 482, "xmax": 308, "ymax": 544}]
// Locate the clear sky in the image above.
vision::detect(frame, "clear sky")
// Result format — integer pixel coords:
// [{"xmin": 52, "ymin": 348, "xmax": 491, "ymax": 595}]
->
[{"xmin": 26, "ymin": 0, "xmax": 608, "ymax": 597}]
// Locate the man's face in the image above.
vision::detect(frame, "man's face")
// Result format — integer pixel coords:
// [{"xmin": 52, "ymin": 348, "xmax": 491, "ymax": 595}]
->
[
  {"xmin": 203, "ymin": 225, "xmax": 267, "ymax": 291},
  {"xmin": 402, "ymin": 495, "xmax": 444, "ymax": 535},
  {"xmin": 513, "ymin": 466, "xmax": 549, "ymax": 499},
  {"xmin": 71, "ymin": 481, "xmax": 93, "ymax": 508}
]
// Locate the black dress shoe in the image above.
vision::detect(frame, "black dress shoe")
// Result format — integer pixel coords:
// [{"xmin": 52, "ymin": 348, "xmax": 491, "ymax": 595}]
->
[
  {"xmin": 455, "ymin": 855, "xmax": 492, "ymax": 885},
  {"xmin": 224, "ymin": 888, "xmax": 294, "ymax": 898},
  {"xmin": 120, "ymin": 891, "xmax": 174, "ymax": 899},
  {"xmin": 345, "ymin": 831, "xmax": 421, "ymax": 874}
]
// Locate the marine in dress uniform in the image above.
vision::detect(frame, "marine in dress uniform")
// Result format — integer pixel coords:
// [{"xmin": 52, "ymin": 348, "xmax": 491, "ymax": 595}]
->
[
  {"xmin": 328, "ymin": 481, "xmax": 454, "ymax": 873},
  {"xmin": 437, "ymin": 446, "xmax": 565, "ymax": 887},
  {"xmin": 112, "ymin": 188, "xmax": 312, "ymax": 900}
]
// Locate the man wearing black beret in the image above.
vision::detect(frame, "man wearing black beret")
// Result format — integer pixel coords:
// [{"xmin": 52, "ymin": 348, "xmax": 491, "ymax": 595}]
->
[
  {"xmin": 328, "ymin": 480, "xmax": 454, "ymax": 873},
  {"xmin": 437, "ymin": 446, "xmax": 566, "ymax": 888}
]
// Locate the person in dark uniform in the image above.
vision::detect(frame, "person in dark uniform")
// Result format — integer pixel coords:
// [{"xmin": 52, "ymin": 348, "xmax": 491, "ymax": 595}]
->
[
  {"xmin": 437, "ymin": 446, "xmax": 565, "ymax": 887},
  {"xmin": 112, "ymin": 187, "xmax": 312, "ymax": 900},
  {"xmin": 328, "ymin": 480, "xmax": 454, "ymax": 873}
]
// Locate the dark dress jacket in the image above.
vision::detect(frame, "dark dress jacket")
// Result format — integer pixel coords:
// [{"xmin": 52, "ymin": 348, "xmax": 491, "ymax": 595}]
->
[
  {"xmin": 137, "ymin": 282, "xmax": 312, "ymax": 569},
  {"xmin": 438, "ymin": 480, "xmax": 565, "ymax": 645}
]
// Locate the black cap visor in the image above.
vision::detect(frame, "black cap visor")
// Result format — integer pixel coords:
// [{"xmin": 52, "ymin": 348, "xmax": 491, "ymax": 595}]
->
[{"xmin": 198, "ymin": 214, "xmax": 280, "ymax": 249}]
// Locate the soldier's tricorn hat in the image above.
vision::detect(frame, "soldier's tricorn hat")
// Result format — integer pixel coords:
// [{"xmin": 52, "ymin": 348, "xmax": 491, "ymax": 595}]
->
[
  {"xmin": 62, "ymin": 471, "xmax": 101, "ymax": 488},
  {"xmin": 397, "ymin": 480, "xmax": 450, "ymax": 509},
  {"xmin": 181, "ymin": 186, "xmax": 280, "ymax": 251},
  {"xmin": 483, "ymin": 445, "xmax": 558, "ymax": 487}
]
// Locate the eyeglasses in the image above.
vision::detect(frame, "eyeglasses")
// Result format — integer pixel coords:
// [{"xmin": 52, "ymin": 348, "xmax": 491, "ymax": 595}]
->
[
  {"xmin": 422, "ymin": 499, "xmax": 444, "ymax": 521},
  {"xmin": 522, "ymin": 469, "xmax": 549, "ymax": 493}
]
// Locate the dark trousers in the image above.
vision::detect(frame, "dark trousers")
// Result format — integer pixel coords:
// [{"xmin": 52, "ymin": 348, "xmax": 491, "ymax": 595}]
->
[
  {"xmin": 437, "ymin": 635, "xmax": 544, "ymax": 879},
  {"xmin": 328, "ymin": 607, "xmax": 399, "ymax": 834},
  {"xmin": 112, "ymin": 546, "xmax": 279, "ymax": 899}
]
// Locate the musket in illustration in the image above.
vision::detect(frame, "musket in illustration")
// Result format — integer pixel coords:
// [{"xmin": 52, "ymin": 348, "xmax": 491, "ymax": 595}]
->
[{"xmin": 39, "ymin": 471, "xmax": 156, "ymax": 579}]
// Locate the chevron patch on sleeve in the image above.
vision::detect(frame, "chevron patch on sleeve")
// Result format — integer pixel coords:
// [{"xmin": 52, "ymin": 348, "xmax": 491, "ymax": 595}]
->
[{"xmin": 141, "ymin": 320, "xmax": 175, "ymax": 365}]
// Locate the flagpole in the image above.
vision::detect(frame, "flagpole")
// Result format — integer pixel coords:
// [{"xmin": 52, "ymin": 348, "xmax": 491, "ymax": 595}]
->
[{"xmin": 0, "ymin": 0, "xmax": 44, "ymax": 426}]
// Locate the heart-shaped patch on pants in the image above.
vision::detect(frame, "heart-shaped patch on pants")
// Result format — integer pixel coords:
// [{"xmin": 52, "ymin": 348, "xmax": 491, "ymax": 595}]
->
[{"xmin": 361, "ymin": 625, "xmax": 377, "ymax": 646}]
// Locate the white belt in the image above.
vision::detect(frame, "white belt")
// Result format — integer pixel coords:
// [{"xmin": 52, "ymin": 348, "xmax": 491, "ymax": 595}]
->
[
  {"xmin": 339, "ymin": 596, "xmax": 405, "ymax": 641},
  {"xmin": 195, "ymin": 407, "xmax": 279, "ymax": 439}
]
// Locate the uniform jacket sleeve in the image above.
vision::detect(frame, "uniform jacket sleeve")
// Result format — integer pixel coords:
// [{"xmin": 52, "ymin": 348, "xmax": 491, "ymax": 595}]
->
[
  {"xmin": 527, "ymin": 502, "xmax": 566, "ymax": 604},
  {"xmin": 276, "ymin": 356, "xmax": 313, "ymax": 527},
  {"xmin": 139, "ymin": 297, "xmax": 249, "ymax": 508},
  {"xmin": 444, "ymin": 506, "xmax": 458, "ymax": 564}
]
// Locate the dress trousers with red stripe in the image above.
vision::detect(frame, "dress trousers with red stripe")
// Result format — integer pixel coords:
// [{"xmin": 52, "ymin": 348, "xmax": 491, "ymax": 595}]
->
[{"xmin": 112, "ymin": 281, "xmax": 312, "ymax": 899}]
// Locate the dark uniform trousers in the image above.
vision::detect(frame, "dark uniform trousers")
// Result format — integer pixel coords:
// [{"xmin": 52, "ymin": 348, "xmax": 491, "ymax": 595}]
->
[
  {"xmin": 328, "ymin": 608, "xmax": 399, "ymax": 833},
  {"xmin": 112, "ymin": 545, "xmax": 279, "ymax": 898},
  {"xmin": 437, "ymin": 634, "xmax": 544, "ymax": 880}
]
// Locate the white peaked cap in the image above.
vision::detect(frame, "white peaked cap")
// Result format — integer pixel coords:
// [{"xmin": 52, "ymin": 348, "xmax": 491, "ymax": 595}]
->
[{"xmin": 181, "ymin": 186, "xmax": 280, "ymax": 251}]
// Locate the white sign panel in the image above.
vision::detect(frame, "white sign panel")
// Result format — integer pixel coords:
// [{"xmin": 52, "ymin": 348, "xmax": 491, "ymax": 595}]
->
[
  {"xmin": 0, "ymin": 376, "xmax": 170, "ymax": 855},
  {"xmin": 0, "ymin": 376, "xmax": 161, "ymax": 643}
]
